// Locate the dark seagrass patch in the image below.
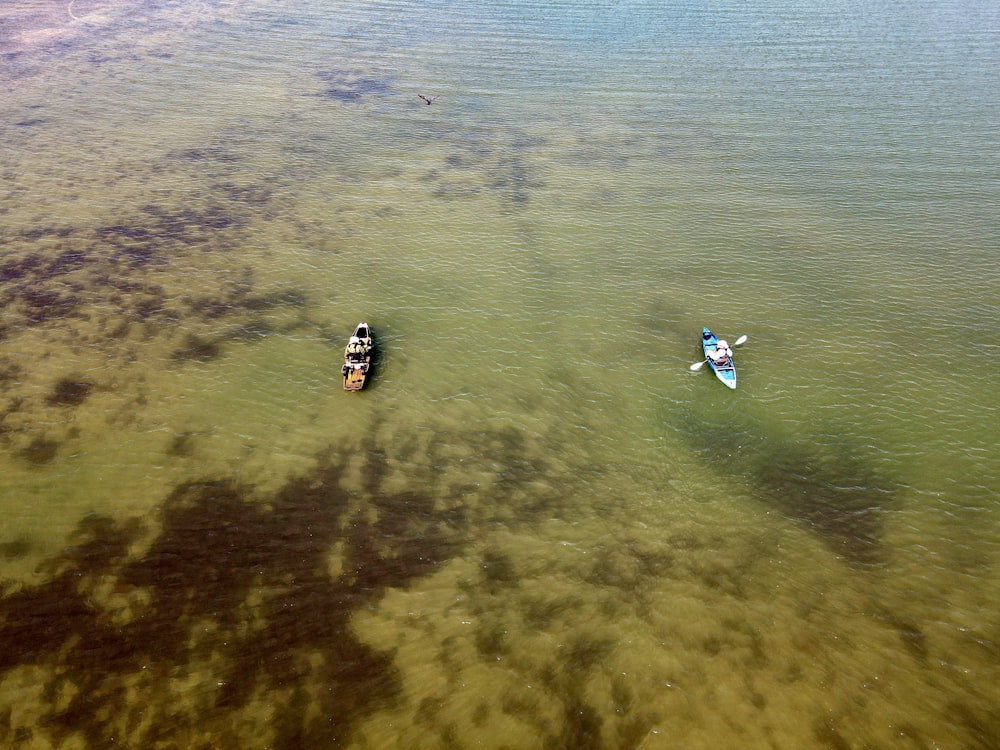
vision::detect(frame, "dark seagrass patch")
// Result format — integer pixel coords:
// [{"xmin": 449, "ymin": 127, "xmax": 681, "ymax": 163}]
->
[{"xmin": 47, "ymin": 377, "xmax": 93, "ymax": 407}]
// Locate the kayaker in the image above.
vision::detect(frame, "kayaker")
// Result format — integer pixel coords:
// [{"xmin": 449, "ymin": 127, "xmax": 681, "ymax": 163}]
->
[{"xmin": 710, "ymin": 340, "xmax": 732, "ymax": 364}]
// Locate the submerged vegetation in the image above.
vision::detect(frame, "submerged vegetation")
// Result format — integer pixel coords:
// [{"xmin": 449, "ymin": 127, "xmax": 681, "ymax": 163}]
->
[
  {"xmin": 0, "ymin": 423, "xmax": 588, "ymax": 747},
  {"xmin": 0, "ymin": 136, "xmax": 315, "ymax": 463},
  {"xmin": 0, "ymin": 449, "xmax": 457, "ymax": 747},
  {"xmin": 675, "ymin": 407, "xmax": 895, "ymax": 566},
  {"xmin": 0, "ymin": 405, "xmax": 973, "ymax": 748}
]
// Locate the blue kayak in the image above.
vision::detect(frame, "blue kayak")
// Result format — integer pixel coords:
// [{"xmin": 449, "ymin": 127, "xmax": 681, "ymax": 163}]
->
[{"xmin": 701, "ymin": 327, "xmax": 737, "ymax": 389}]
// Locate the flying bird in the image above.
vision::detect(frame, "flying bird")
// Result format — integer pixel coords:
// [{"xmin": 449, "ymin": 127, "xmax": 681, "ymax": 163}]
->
[{"xmin": 418, "ymin": 95, "xmax": 440, "ymax": 105}]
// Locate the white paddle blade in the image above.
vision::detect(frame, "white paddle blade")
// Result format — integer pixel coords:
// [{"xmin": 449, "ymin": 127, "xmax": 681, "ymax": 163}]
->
[
  {"xmin": 734, "ymin": 334, "xmax": 748, "ymax": 346},
  {"xmin": 689, "ymin": 360, "xmax": 706, "ymax": 371}
]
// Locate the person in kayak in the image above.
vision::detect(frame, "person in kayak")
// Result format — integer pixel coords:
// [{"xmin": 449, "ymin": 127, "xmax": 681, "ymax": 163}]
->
[{"xmin": 709, "ymin": 340, "xmax": 732, "ymax": 364}]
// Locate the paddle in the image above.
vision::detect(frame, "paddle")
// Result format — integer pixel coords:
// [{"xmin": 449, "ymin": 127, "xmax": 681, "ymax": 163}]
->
[{"xmin": 689, "ymin": 334, "xmax": 748, "ymax": 370}]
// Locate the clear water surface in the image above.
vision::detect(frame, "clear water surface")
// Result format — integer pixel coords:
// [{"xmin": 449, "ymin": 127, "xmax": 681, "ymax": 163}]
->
[{"xmin": 1, "ymin": 0, "xmax": 998, "ymax": 747}]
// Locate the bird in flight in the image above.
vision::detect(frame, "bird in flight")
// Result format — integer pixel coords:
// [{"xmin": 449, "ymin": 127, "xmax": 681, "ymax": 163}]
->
[{"xmin": 418, "ymin": 95, "xmax": 440, "ymax": 105}]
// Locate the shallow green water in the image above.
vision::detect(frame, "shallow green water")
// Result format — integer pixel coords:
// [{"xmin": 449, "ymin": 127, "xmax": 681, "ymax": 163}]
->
[{"xmin": 1, "ymin": 0, "xmax": 998, "ymax": 747}]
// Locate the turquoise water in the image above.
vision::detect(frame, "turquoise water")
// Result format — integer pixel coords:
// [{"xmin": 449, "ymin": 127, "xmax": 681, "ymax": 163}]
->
[{"xmin": 1, "ymin": 0, "xmax": 998, "ymax": 747}]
